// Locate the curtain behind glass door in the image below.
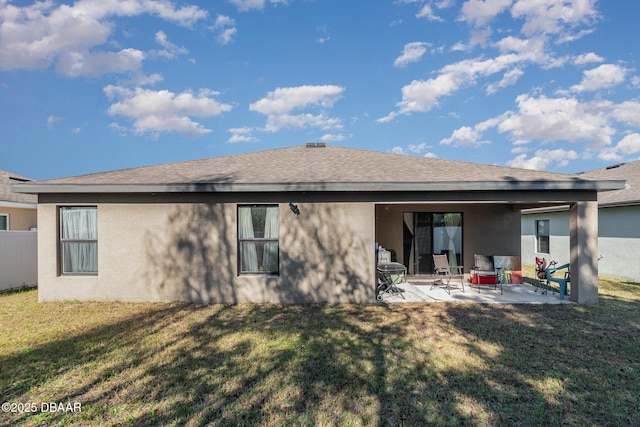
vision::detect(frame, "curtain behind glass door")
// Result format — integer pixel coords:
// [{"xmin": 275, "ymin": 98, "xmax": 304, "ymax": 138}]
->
[{"xmin": 403, "ymin": 212, "xmax": 462, "ymax": 275}]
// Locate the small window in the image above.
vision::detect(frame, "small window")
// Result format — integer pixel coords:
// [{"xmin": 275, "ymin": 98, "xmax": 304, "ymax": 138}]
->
[
  {"xmin": 238, "ymin": 205, "xmax": 279, "ymax": 274},
  {"xmin": 0, "ymin": 214, "xmax": 7, "ymax": 230},
  {"xmin": 60, "ymin": 207, "xmax": 98, "ymax": 274},
  {"xmin": 536, "ymin": 219, "xmax": 550, "ymax": 254}
]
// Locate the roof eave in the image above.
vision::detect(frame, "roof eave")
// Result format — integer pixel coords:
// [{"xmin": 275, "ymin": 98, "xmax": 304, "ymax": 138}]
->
[
  {"xmin": 12, "ymin": 179, "xmax": 626, "ymax": 194},
  {"xmin": 599, "ymin": 200, "xmax": 640, "ymax": 208},
  {"xmin": 0, "ymin": 200, "xmax": 37, "ymax": 209}
]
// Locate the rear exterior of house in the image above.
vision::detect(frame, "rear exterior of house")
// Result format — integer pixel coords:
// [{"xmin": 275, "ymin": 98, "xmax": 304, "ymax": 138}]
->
[
  {"xmin": 1, "ymin": 170, "xmax": 37, "ymax": 231},
  {"xmin": 522, "ymin": 160, "xmax": 640, "ymax": 281},
  {"xmin": 14, "ymin": 145, "xmax": 625, "ymax": 304}
]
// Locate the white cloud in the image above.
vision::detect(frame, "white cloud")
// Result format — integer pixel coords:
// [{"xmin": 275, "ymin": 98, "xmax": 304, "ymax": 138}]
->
[
  {"xmin": 599, "ymin": 133, "xmax": 640, "ymax": 162},
  {"xmin": 383, "ymin": 0, "xmax": 602, "ymax": 121},
  {"xmin": 388, "ymin": 145, "xmax": 439, "ymax": 158},
  {"xmin": 104, "ymin": 85, "xmax": 232, "ymax": 137},
  {"xmin": 123, "ymin": 72, "xmax": 164, "ymax": 87},
  {"xmin": 440, "ymin": 125, "xmax": 491, "ymax": 147},
  {"xmin": 460, "ymin": 0, "xmax": 512, "ymax": 28},
  {"xmin": 451, "ymin": 42, "xmax": 468, "ymax": 52},
  {"xmin": 611, "ymin": 101, "xmax": 640, "ymax": 127},
  {"xmin": 440, "ymin": 92, "xmax": 640, "ymax": 170},
  {"xmin": 316, "ymin": 26, "xmax": 330, "ymax": 44},
  {"xmin": 507, "ymin": 153, "xmax": 548, "ymax": 170},
  {"xmin": 319, "ymin": 133, "xmax": 345, "ymax": 142},
  {"xmin": 0, "ymin": 0, "xmax": 207, "ymax": 75},
  {"xmin": 152, "ymin": 30, "xmax": 188, "ymax": 59},
  {"xmin": 507, "ymin": 148, "xmax": 579, "ymax": 171},
  {"xmin": 498, "ymin": 94, "xmax": 615, "ymax": 148},
  {"xmin": 56, "ymin": 48, "xmax": 145, "ymax": 77},
  {"xmin": 394, "ymin": 42, "xmax": 429, "ymax": 68},
  {"xmin": 227, "ymin": 0, "xmax": 289, "ymax": 12},
  {"xmin": 227, "ymin": 127, "xmax": 257, "ymax": 143},
  {"xmin": 511, "ymin": 0, "xmax": 599, "ymax": 37},
  {"xmin": 249, "ymin": 85, "xmax": 344, "ymax": 132},
  {"xmin": 387, "ymin": 142, "xmax": 436, "ymax": 157},
  {"xmin": 416, "ymin": 4, "xmax": 444, "ymax": 21},
  {"xmin": 486, "ymin": 68, "xmax": 523, "ymax": 94},
  {"xmin": 457, "ymin": 0, "xmax": 512, "ymax": 44},
  {"xmin": 46, "ymin": 115, "xmax": 63, "ymax": 128},
  {"xmin": 379, "ymin": 54, "xmax": 523, "ymax": 121},
  {"xmin": 616, "ymin": 133, "xmax": 640, "ymax": 155},
  {"xmin": 494, "ymin": 36, "xmax": 548, "ymax": 63},
  {"xmin": 212, "ymin": 14, "xmax": 237, "ymax": 45},
  {"xmin": 570, "ymin": 63, "xmax": 627, "ymax": 92},
  {"xmin": 408, "ymin": 142, "xmax": 428, "ymax": 153},
  {"xmin": 436, "ymin": 0, "xmax": 455, "ymax": 8},
  {"xmin": 573, "ymin": 52, "xmax": 604, "ymax": 65},
  {"xmin": 218, "ymin": 27, "xmax": 238, "ymax": 45}
]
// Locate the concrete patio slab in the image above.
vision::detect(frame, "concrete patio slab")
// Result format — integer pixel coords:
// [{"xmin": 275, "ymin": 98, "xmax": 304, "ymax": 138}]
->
[{"xmin": 376, "ymin": 280, "xmax": 572, "ymax": 304}]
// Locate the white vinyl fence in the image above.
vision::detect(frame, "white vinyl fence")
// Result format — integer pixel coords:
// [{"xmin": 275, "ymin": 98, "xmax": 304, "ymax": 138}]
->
[{"xmin": 0, "ymin": 231, "xmax": 37, "ymax": 291}]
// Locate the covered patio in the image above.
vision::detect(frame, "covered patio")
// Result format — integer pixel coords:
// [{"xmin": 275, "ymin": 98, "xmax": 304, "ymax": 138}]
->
[
  {"xmin": 374, "ymin": 195, "xmax": 612, "ymax": 305},
  {"xmin": 377, "ymin": 278, "xmax": 573, "ymax": 304}
]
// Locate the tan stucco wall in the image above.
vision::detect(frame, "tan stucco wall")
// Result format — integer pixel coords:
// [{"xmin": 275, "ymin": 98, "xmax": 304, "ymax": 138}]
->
[
  {"xmin": 375, "ymin": 203, "xmax": 521, "ymax": 272},
  {"xmin": 37, "ymin": 201, "xmax": 375, "ymax": 303},
  {"xmin": 0, "ymin": 206, "xmax": 37, "ymax": 230}
]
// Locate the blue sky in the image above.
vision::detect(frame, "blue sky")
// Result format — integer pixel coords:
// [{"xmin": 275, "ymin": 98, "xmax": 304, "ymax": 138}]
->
[{"xmin": 1, "ymin": 0, "xmax": 639, "ymax": 180}]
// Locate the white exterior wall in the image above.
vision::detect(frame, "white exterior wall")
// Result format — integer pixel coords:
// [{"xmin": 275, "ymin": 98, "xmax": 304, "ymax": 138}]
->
[
  {"xmin": 0, "ymin": 230, "xmax": 37, "ymax": 290},
  {"xmin": 521, "ymin": 210, "xmax": 571, "ymax": 267},
  {"xmin": 36, "ymin": 201, "xmax": 376, "ymax": 303},
  {"xmin": 598, "ymin": 206, "xmax": 640, "ymax": 280},
  {"xmin": 522, "ymin": 205, "xmax": 640, "ymax": 281}
]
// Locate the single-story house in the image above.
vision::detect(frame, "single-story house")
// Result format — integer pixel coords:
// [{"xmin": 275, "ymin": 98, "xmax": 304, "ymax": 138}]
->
[
  {"xmin": 13, "ymin": 144, "xmax": 626, "ymax": 304},
  {"xmin": 522, "ymin": 160, "xmax": 640, "ymax": 281},
  {"xmin": 1, "ymin": 170, "xmax": 37, "ymax": 231},
  {"xmin": 1, "ymin": 170, "xmax": 38, "ymax": 290}
]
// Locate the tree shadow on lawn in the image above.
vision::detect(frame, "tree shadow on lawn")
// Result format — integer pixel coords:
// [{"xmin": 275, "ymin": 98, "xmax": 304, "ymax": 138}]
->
[
  {"xmin": 2, "ymin": 303, "xmax": 440, "ymax": 426},
  {"xmin": 2, "ymin": 294, "xmax": 638, "ymax": 426},
  {"xmin": 442, "ymin": 292, "xmax": 640, "ymax": 426}
]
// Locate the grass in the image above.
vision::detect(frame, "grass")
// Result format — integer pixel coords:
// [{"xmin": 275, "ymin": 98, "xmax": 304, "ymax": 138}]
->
[{"xmin": 1, "ymin": 270, "xmax": 639, "ymax": 426}]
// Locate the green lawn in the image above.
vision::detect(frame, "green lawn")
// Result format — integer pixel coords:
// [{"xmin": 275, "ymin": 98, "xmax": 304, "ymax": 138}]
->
[{"xmin": 1, "ymin": 273, "xmax": 639, "ymax": 426}]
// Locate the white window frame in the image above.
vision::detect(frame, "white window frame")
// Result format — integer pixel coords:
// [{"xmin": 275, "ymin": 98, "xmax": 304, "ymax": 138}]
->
[
  {"xmin": 59, "ymin": 206, "xmax": 98, "ymax": 275},
  {"xmin": 0, "ymin": 213, "xmax": 8, "ymax": 230}
]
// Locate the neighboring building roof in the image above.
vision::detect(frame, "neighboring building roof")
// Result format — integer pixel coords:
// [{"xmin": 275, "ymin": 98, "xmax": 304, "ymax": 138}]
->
[
  {"xmin": 0, "ymin": 170, "xmax": 36, "ymax": 207},
  {"xmin": 578, "ymin": 160, "xmax": 640, "ymax": 207},
  {"xmin": 13, "ymin": 144, "xmax": 625, "ymax": 194}
]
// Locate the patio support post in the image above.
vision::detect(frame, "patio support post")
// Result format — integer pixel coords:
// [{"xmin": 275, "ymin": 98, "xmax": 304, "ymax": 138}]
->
[{"xmin": 569, "ymin": 201, "xmax": 599, "ymax": 305}]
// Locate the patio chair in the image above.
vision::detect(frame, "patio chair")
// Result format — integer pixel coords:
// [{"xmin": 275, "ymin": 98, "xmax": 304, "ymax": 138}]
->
[
  {"xmin": 535, "ymin": 257, "xmax": 548, "ymax": 294},
  {"xmin": 431, "ymin": 254, "xmax": 465, "ymax": 294},
  {"xmin": 546, "ymin": 260, "xmax": 570, "ymax": 300},
  {"xmin": 470, "ymin": 254, "xmax": 503, "ymax": 294}
]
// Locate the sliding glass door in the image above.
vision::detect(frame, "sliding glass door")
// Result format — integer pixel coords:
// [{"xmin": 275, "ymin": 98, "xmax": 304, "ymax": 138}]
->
[{"xmin": 403, "ymin": 212, "xmax": 462, "ymax": 275}]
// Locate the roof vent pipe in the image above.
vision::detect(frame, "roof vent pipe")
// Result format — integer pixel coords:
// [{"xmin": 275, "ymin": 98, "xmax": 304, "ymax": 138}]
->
[{"xmin": 305, "ymin": 142, "xmax": 326, "ymax": 148}]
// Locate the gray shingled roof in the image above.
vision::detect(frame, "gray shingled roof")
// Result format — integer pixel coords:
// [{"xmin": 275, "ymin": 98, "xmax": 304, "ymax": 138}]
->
[
  {"xmin": 579, "ymin": 160, "xmax": 640, "ymax": 206},
  {"xmin": 13, "ymin": 145, "xmax": 625, "ymax": 194},
  {"xmin": 1, "ymin": 170, "xmax": 36, "ymax": 205}
]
